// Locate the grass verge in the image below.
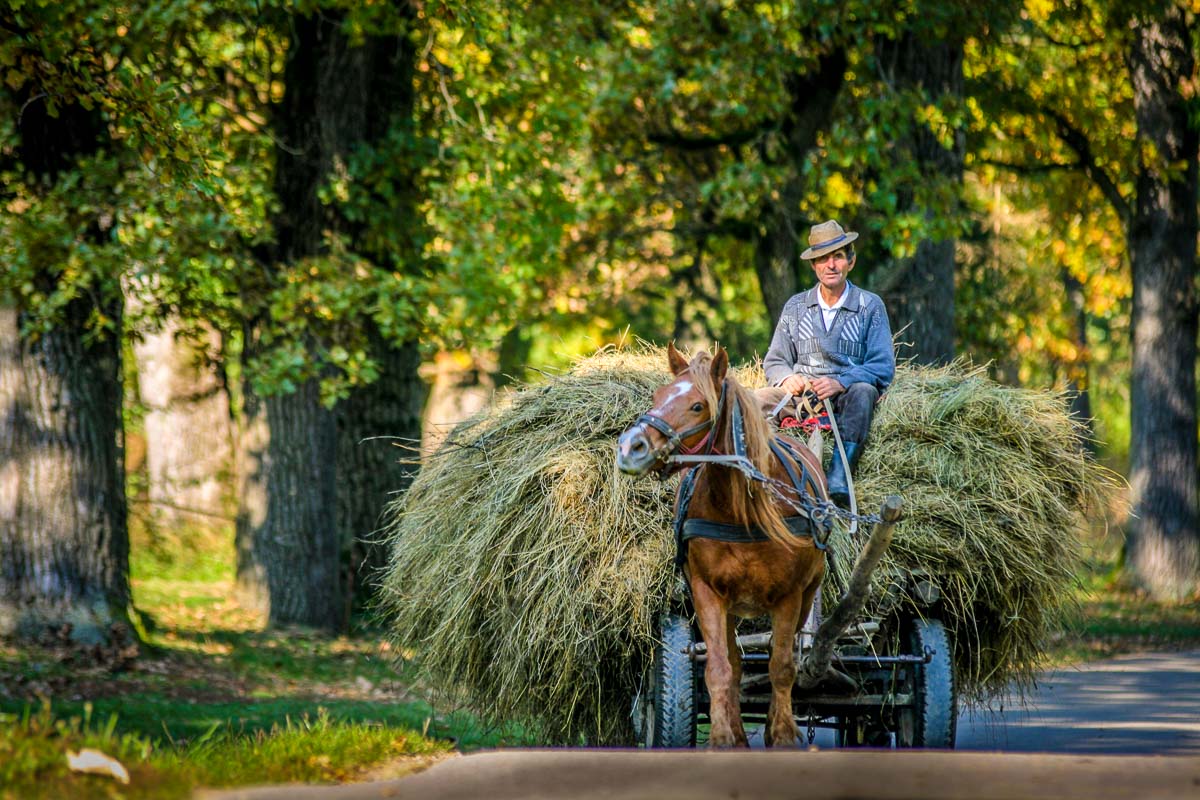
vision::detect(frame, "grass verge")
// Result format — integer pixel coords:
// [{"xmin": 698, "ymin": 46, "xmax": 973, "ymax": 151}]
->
[
  {"xmin": 0, "ymin": 702, "xmax": 449, "ymax": 800},
  {"xmin": 1046, "ymin": 525, "xmax": 1200, "ymax": 665},
  {"xmin": 4, "ymin": 516, "xmax": 1198, "ymax": 797},
  {"xmin": 0, "ymin": 524, "xmax": 523, "ymax": 799}
]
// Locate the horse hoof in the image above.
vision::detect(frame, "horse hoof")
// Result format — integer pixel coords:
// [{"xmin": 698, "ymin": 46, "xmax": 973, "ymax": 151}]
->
[
  {"xmin": 767, "ymin": 727, "xmax": 800, "ymax": 748},
  {"xmin": 709, "ymin": 733, "xmax": 741, "ymax": 749}
]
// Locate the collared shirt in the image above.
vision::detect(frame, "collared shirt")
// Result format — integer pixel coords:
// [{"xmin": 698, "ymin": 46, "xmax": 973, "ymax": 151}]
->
[{"xmin": 818, "ymin": 286, "xmax": 848, "ymax": 331}]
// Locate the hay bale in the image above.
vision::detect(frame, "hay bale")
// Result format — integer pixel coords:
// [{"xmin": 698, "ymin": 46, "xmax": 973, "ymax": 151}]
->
[
  {"xmin": 378, "ymin": 346, "xmax": 1115, "ymax": 744},
  {"xmin": 832, "ymin": 361, "xmax": 1115, "ymax": 702}
]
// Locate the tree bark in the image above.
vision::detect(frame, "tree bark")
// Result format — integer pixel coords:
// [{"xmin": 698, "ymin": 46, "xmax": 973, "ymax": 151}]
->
[
  {"xmin": 1063, "ymin": 270, "xmax": 1097, "ymax": 453},
  {"xmin": 237, "ymin": 10, "xmax": 351, "ymax": 630},
  {"xmin": 421, "ymin": 350, "xmax": 496, "ymax": 456},
  {"xmin": 0, "ymin": 97, "xmax": 130, "ymax": 645},
  {"xmin": 753, "ymin": 50, "xmax": 847, "ymax": 327},
  {"xmin": 237, "ymin": 8, "xmax": 426, "ymax": 627},
  {"xmin": 875, "ymin": 33, "xmax": 964, "ymax": 365},
  {"xmin": 1125, "ymin": 6, "xmax": 1199, "ymax": 600},
  {"xmin": 237, "ymin": 368, "xmax": 341, "ymax": 628},
  {"xmin": 337, "ymin": 335, "xmax": 425, "ymax": 608},
  {"xmin": 331, "ymin": 4, "xmax": 426, "ymax": 610},
  {"xmin": 132, "ymin": 318, "xmax": 234, "ymax": 526},
  {"xmin": 0, "ymin": 301, "xmax": 130, "ymax": 645}
]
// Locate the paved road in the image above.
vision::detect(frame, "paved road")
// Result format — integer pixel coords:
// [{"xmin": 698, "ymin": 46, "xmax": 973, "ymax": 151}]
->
[
  {"xmin": 208, "ymin": 751, "xmax": 1200, "ymax": 800},
  {"xmin": 204, "ymin": 649, "xmax": 1200, "ymax": 800},
  {"xmin": 956, "ymin": 649, "xmax": 1200, "ymax": 755}
]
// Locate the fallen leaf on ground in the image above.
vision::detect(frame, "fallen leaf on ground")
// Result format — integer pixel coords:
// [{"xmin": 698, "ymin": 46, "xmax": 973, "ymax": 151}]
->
[{"xmin": 67, "ymin": 748, "xmax": 131, "ymax": 784}]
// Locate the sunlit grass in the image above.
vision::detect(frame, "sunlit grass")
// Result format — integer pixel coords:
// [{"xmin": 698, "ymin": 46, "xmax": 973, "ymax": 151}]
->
[
  {"xmin": 0, "ymin": 519, "xmax": 523, "ymax": 799},
  {"xmin": 1046, "ymin": 523, "xmax": 1200, "ymax": 666},
  {"xmin": 0, "ymin": 702, "xmax": 450, "ymax": 800}
]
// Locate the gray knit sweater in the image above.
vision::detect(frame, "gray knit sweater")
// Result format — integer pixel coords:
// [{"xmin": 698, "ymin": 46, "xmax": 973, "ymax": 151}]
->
[{"xmin": 763, "ymin": 282, "xmax": 895, "ymax": 392}]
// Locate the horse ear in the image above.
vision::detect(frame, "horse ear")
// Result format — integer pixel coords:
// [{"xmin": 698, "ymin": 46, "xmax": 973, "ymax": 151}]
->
[
  {"xmin": 710, "ymin": 347, "xmax": 729, "ymax": 385},
  {"xmin": 667, "ymin": 342, "xmax": 689, "ymax": 375}
]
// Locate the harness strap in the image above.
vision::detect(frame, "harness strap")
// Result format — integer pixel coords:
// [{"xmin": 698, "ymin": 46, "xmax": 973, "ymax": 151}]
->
[
  {"xmin": 640, "ymin": 378, "xmax": 729, "ymax": 459},
  {"xmin": 768, "ymin": 438, "xmax": 830, "ymax": 550},
  {"xmin": 673, "ymin": 467, "xmax": 701, "ymax": 568},
  {"xmin": 772, "ymin": 436, "xmax": 827, "ymax": 504},
  {"xmin": 682, "ymin": 516, "xmax": 816, "ymax": 544},
  {"xmin": 730, "ymin": 398, "xmax": 769, "ymax": 483},
  {"xmin": 667, "ymin": 390, "xmax": 834, "ymax": 569}
]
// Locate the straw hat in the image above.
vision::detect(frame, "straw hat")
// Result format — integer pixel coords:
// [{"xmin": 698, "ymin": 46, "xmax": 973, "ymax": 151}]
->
[{"xmin": 800, "ymin": 219, "xmax": 859, "ymax": 260}]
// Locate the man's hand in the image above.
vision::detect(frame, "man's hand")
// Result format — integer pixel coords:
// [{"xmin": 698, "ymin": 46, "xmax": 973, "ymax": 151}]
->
[
  {"xmin": 809, "ymin": 377, "xmax": 845, "ymax": 401},
  {"xmin": 779, "ymin": 374, "xmax": 811, "ymax": 396}
]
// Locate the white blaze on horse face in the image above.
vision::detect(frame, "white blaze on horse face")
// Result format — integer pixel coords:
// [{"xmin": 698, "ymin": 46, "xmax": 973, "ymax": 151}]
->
[{"xmin": 651, "ymin": 379, "xmax": 693, "ymax": 417}]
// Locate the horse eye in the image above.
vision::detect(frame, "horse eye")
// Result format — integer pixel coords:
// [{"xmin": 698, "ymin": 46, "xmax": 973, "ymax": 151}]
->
[{"xmin": 690, "ymin": 402, "xmax": 704, "ymax": 413}]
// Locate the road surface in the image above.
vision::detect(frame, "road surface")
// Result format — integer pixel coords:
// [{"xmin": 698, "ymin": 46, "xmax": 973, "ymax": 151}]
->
[
  {"xmin": 203, "ymin": 649, "xmax": 1200, "ymax": 800},
  {"xmin": 957, "ymin": 649, "xmax": 1200, "ymax": 755}
]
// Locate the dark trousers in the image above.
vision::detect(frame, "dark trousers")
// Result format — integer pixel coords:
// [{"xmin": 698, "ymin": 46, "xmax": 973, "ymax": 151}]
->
[
  {"xmin": 827, "ymin": 382, "xmax": 879, "ymax": 445},
  {"xmin": 756, "ymin": 382, "xmax": 879, "ymax": 445}
]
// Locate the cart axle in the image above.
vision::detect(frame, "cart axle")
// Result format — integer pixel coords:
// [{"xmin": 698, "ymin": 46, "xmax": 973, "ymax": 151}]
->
[{"xmin": 685, "ymin": 647, "xmax": 934, "ymax": 667}]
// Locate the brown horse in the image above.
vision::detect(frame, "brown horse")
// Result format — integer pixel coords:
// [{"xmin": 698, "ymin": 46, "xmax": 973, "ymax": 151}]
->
[{"xmin": 616, "ymin": 344, "xmax": 829, "ymax": 748}]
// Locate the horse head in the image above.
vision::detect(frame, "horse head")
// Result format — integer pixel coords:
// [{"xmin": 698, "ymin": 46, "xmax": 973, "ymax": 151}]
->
[{"xmin": 616, "ymin": 343, "xmax": 730, "ymax": 476}]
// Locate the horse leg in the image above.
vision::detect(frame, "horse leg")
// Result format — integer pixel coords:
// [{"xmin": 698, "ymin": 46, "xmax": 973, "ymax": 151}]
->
[
  {"xmin": 725, "ymin": 614, "xmax": 748, "ymax": 747},
  {"xmin": 691, "ymin": 579, "xmax": 743, "ymax": 748},
  {"xmin": 764, "ymin": 590, "xmax": 809, "ymax": 748}
]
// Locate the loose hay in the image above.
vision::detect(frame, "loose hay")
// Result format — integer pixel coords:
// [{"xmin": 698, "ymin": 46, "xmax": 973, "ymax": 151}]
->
[{"xmin": 378, "ymin": 345, "xmax": 1117, "ymax": 745}]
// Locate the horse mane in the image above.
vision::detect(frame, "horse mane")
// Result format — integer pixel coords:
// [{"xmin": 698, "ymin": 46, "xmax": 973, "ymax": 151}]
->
[{"xmin": 687, "ymin": 351, "xmax": 794, "ymax": 547}]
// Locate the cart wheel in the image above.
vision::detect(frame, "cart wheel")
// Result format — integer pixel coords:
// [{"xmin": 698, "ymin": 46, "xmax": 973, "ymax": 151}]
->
[
  {"xmin": 896, "ymin": 617, "xmax": 957, "ymax": 748},
  {"xmin": 635, "ymin": 613, "xmax": 696, "ymax": 748}
]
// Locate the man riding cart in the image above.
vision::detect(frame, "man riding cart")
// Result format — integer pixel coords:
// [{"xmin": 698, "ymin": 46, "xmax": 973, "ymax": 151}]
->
[{"xmin": 755, "ymin": 219, "xmax": 895, "ymax": 508}]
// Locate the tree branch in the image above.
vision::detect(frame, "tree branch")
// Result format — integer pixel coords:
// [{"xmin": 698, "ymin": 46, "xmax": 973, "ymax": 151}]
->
[
  {"xmin": 974, "ymin": 157, "xmax": 1082, "ymax": 174},
  {"xmin": 1043, "ymin": 107, "xmax": 1132, "ymax": 226},
  {"xmin": 647, "ymin": 120, "xmax": 768, "ymax": 151},
  {"xmin": 971, "ymin": 75, "xmax": 1133, "ymax": 227}
]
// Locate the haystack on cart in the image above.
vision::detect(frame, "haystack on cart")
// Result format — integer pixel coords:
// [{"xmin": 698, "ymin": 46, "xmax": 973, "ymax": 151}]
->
[{"xmin": 633, "ymin": 497, "xmax": 957, "ymax": 749}]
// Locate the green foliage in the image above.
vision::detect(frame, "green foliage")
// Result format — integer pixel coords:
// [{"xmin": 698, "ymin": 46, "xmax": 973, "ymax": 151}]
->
[
  {"xmin": 1, "ymin": 1, "xmax": 434, "ymax": 403},
  {"xmin": 1, "ymin": 0, "xmax": 1145, "ymax": 441},
  {"xmin": 955, "ymin": 0, "xmax": 1138, "ymax": 457}
]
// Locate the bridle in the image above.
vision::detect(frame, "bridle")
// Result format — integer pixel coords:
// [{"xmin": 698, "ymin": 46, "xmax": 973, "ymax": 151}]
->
[
  {"xmin": 631, "ymin": 379, "xmax": 775, "ymax": 485},
  {"xmin": 632, "ymin": 378, "xmax": 729, "ymax": 466}
]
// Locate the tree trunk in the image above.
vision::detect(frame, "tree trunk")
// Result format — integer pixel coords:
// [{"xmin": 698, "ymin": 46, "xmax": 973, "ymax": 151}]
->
[
  {"xmin": 421, "ymin": 350, "xmax": 496, "ymax": 456},
  {"xmin": 237, "ymin": 368, "xmax": 341, "ymax": 628},
  {"xmin": 495, "ymin": 325, "xmax": 533, "ymax": 389},
  {"xmin": 753, "ymin": 50, "xmax": 846, "ymax": 327},
  {"xmin": 1125, "ymin": 7, "xmax": 1199, "ymax": 600},
  {"xmin": 0, "ymin": 301, "xmax": 130, "ymax": 645},
  {"xmin": 875, "ymin": 33, "xmax": 964, "ymax": 365},
  {"xmin": 1063, "ymin": 270, "xmax": 1097, "ymax": 453},
  {"xmin": 236, "ymin": 10, "xmax": 356, "ymax": 629},
  {"xmin": 0, "ymin": 96, "xmax": 130, "ymax": 645},
  {"xmin": 337, "ymin": 334, "xmax": 425, "ymax": 608},
  {"xmin": 237, "ymin": 8, "xmax": 425, "ymax": 628},
  {"xmin": 332, "ymin": 5, "xmax": 427, "ymax": 610},
  {"xmin": 133, "ymin": 318, "xmax": 234, "ymax": 527}
]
